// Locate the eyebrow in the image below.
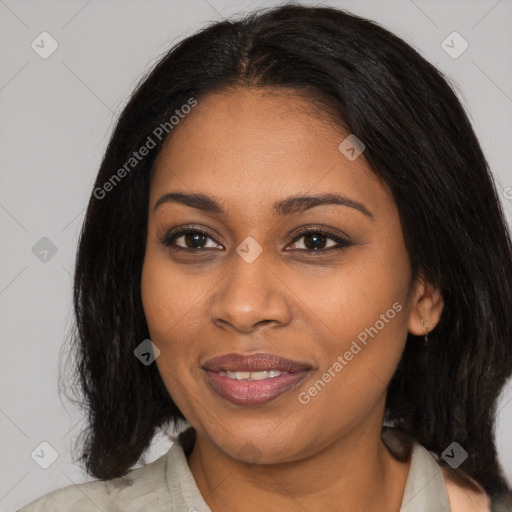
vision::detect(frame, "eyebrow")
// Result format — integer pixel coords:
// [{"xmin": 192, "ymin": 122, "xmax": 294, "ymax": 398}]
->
[{"xmin": 153, "ymin": 192, "xmax": 373, "ymax": 218}]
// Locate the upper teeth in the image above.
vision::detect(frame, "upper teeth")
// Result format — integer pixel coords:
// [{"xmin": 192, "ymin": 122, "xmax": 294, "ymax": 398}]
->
[{"xmin": 218, "ymin": 370, "xmax": 289, "ymax": 380}]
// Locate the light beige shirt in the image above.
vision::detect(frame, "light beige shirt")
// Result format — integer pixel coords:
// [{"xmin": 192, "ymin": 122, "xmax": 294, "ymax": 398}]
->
[{"xmin": 17, "ymin": 429, "xmax": 457, "ymax": 511}]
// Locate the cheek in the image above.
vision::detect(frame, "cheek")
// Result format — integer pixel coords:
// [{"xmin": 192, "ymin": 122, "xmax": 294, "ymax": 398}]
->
[
  {"xmin": 140, "ymin": 250, "xmax": 217, "ymax": 393},
  {"xmin": 141, "ymin": 258, "xmax": 173, "ymax": 338},
  {"xmin": 292, "ymin": 249, "xmax": 410, "ymax": 397},
  {"xmin": 285, "ymin": 244, "xmax": 409, "ymax": 336},
  {"xmin": 141, "ymin": 254, "xmax": 203, "ymax": 406},
  {"xmin": 141, "ymin": 250, "xmax": 205, "ymax": 341},
  {"xmin": 297, "ymin": 304, "xmax": 407, "ymax": 434}
]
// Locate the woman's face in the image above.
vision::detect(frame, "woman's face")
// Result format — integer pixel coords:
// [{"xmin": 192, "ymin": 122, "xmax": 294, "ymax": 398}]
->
[{"xmin": 141, "ymin": 87, "xmax": 436, "ymax": 463}]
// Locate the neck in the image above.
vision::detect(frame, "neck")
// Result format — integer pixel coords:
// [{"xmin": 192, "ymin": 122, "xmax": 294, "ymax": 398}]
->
[{"xmin": 186, "ymin": 425, "xmax": 411, "ymax": 512}]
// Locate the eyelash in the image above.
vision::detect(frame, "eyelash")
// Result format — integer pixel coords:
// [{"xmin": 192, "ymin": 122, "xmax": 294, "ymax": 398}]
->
[{"xmin": 158, "ymin": 225, "xmax": 352, "ymax": 254}]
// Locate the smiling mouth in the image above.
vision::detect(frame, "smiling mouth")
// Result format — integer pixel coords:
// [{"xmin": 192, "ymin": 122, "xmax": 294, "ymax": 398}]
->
[
  {"xmin": 204, "ymin": 368, "xmax": 310, "ymax": 406},
  {"xmin": 201, "ymin": 352, "xmax": 312, "ymax": 406}
]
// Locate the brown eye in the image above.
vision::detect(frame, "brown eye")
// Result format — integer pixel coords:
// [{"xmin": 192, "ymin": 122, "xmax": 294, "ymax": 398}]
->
[
  {"xmin": 160, "ymin": 228, "xmax": 223, "ymax": 250},
  {"xmin": 287, "ymin": 228, "xmax": 352, "ymax": 252},
  {"xmin": 159, "ymin": 226, "xmax": 351, "ymax": 254}
]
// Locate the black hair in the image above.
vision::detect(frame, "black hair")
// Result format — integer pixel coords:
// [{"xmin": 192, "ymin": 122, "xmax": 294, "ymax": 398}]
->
[{"xmin": 61, "ymin": 3, "xmax": 512, "ymax": 505}]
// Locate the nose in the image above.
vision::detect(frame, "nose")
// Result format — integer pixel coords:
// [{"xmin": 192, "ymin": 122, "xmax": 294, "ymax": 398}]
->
[{"xmin": 208, "ymin": 249, "xmax": 293, "ymax": 334}]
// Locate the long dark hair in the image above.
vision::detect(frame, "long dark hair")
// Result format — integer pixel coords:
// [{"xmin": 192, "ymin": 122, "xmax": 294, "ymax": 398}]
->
[{"xmin": 61, "ymin": 3, "xmax": 512, "ymax": 504}]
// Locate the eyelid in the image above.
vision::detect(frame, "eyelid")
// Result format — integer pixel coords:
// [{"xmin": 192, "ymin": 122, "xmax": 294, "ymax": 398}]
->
[
  {"xmin": 290, "ymin": 225, "xmax": 350, "ymax": 245},
  {"xmin": 159, "ymin": 224, "xmax": 352, "ymax": 252},
  {"xmin": 161, "ymin": 224, "xmax": 222, "ymax": 246}
]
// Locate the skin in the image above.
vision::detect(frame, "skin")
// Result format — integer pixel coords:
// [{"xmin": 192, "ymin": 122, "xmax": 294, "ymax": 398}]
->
[{"xmin": 141, "ymin": 87, "xmax": 444, "ymax": 512}]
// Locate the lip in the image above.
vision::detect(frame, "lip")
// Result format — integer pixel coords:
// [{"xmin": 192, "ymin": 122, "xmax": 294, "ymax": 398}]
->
[
  {"xmin": 202, "ymin": 352, "xmax": 312, "ymax": 373},
  {"xmin": 202, "ymin": 352, "xmax": 312, "ymax": 406},
  {"xmin": 204, "ymin": 369, "xmax": 310, "ymax": 406}
]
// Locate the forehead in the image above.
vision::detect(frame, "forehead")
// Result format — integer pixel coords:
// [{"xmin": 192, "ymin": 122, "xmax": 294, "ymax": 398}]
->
[{"xmin": 150, "ymin": 87, "xmax": 392, "ymax": 218}]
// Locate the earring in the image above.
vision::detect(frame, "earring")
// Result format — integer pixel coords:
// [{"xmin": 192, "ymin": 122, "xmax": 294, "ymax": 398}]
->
[{"xmin": 420, "ymin": 316, "xmax": 429, "ymax": 344}]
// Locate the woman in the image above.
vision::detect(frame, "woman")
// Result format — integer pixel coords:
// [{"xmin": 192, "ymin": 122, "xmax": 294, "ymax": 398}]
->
[{"xmin": 18, "ymin": 4, "xmax": 512, "ymax": 511}]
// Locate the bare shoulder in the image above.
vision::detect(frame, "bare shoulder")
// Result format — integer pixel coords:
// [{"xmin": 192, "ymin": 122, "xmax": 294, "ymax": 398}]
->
[{"xmin": 441, "ymin": 467, "xmax": 491, "ymax": 512}]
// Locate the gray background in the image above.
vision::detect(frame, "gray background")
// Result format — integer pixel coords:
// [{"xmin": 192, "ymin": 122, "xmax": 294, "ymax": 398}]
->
[{"xmin": 1, "ymin": 0, "xmax": 511, "ymax": 510}]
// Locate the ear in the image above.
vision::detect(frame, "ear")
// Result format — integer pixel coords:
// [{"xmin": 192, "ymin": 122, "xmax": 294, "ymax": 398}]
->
[{"xmin": 407, "ymin": 272, "xmax": 444, "ymax": 336}]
